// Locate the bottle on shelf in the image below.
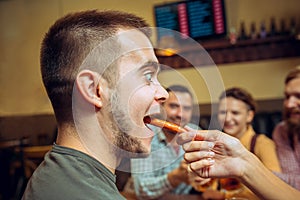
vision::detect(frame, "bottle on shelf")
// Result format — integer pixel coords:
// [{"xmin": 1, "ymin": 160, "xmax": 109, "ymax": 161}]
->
[
  {"xmin": 280, "ymin": 18, "xmax": 288, "ymax": 36},
  {"xmin": 290, "ymin": 17, "xmax": 296, "ymax": 36},
  {"xmin": 239, "ymin": 21, "xmax": 248, "ymax": 40},
  {"xmin": 269, "ymin": 17, "xmax": 277, "ymax": 37},
  {"xmin": 250, "ymin": 22, "xmax": 257, "ymax": 39},
  {"xmin": 259, "ymin": 21, "xmax": 267, "ymax": 39},
  {"xmin": 229, "ymin": 27, "xmax": 237, "ymax": 44}
]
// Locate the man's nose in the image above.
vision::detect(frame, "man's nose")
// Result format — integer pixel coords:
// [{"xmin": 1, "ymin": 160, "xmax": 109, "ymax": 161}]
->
[
  {"xmin": 286, "ymin": 96, "xmax": 299, "ymax": 108},
  {"xmin": 225, "ymin": 113, "xmax": 232, "ymax": 121},
  {"xmin": 176, "ymin": 107, "xmax": 183, "ymax": 118},
  {"xmin": 154, "ymin": 84, "xmax": 169, "ymax": 104}
]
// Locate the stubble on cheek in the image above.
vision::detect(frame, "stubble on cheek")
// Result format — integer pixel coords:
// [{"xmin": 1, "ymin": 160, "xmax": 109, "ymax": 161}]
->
[{"xmin": 109, "ymin": 90, "xmax": 149, "ymax": 157}]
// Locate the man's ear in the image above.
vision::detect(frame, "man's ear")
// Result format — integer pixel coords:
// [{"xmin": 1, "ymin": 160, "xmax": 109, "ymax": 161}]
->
[
  {"xmin": 76, "ymin": 70, "xmax": 103, "ymax": 108},
  {"xmin": 247, "ymin": 110, "xmax": 255, "ymax": 123}
]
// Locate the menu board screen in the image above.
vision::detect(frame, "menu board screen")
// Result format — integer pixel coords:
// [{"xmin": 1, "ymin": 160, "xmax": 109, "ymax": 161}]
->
[{"xmin": 154, "ymin": 0, "xmax": 226, "ymax": 42}]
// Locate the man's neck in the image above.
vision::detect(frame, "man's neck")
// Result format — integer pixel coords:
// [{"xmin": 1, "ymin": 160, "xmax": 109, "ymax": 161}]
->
[
  {"xmin": 56, "ymin": 124, "xmax": 119, "ymax": 174},
  {"xmin": 163, "ymin": 129, "xmax": 177, "ymax": 144}
]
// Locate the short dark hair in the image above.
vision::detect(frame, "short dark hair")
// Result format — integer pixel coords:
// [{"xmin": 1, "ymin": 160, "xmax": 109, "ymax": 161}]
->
[
  {"xmin": 166, "ymin": 85, "xmax": 193, "ymax": 100},
  {"xmin": 41, "ymin": 10, "xmax": 150, "ymax": 123},
  {"xmin": 285, "ymin": 66, "xmax": 300, "ymax": 85},
  {"xmin": 219, "ymin": 87, "xmax": 257, "ymax": 112}
]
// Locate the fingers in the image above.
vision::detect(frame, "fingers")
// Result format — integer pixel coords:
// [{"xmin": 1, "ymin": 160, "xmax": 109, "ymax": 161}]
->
[
  {"xmin": 190, "ymin": 159, "xmax": 215, "ymax": 170},
  {"xmin": 188, "ymin": 167, "xmax": 211, "ymax": 183},
  {"xmin": 179, "ymin": 160, "xmax": 188, "ymax": 170},
  {"xmin": 189, "ymin": 159, "xmax": 215, "ymax": 177},
  {"xmin": 185, "ymin": 150, "xmax": 215, "ymax": 178},
  {"xmin": 177, "ymin": 129, "xmax": 221, "ymax": 145},
  {"xmin": 195, "ymin": 177, "xmax": 212, "ymax": 185},
  {"xmin": 176, "ymin": 131, "xmax": 196, "ymax": 145},
  {"xmin": 182, "ymin": 140, "xmax": 215, "ymax": 152},
  {"xmin": 184, "ymin": 150, "xmax": 214, "ymax": 163}
]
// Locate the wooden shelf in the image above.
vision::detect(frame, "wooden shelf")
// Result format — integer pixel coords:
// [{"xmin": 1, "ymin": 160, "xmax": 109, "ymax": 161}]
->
[{"xmin": 156, "ymin": 35, "xmax": 300, "ymax": 69}]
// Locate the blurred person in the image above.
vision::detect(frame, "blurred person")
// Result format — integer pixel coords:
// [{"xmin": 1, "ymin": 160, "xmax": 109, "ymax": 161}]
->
[
  {"xmin": 177, "ymin": 129, "xmax": 300, "ymax": 200},
  {"xmin": 130, "ymin": 85, "xmax": 201, "ymax": 199},
  {"xmin": 218, "ymin": 87, "xmax": 280, "ymax": 172},
  {"xmin": 273, "ymin": 66, "xmax": 300, "ymax": 190},
  {"xmin": 22, "ymin": 10, "xmax": 168, "ymax": 200},
  {"xmin": 199, "ymin": 87, "xmax": 281, "ymax": 200}
]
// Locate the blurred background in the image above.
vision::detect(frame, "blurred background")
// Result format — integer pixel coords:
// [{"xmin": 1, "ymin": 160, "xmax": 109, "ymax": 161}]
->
[{"xmin": 0, "ymin": 0, "xmax": 300, "ymax": 199}]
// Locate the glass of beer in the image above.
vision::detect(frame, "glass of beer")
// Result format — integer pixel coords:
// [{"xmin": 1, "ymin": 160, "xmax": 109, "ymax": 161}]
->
[
  {"xmin": 191, "ymin": 178, "xmax": 218, "ymax": 192},
  {"xmin": 220, "ymin": 178, "xmax": 244, "ymax": 198}
]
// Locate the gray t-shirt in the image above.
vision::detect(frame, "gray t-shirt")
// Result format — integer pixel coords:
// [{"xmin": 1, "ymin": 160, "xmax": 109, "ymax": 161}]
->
[{"xmin": 22, "ymin": 144, "xmax": 125, "ymax": 200}]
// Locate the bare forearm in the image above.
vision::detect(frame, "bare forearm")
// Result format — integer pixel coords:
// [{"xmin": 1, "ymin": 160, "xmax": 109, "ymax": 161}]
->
[
  {"xmin": 274, "ymin": 171, "xmax": 300, "ymax": 190},
  {"xmin": 177, "ymin": 130, "xmax": 300, "ymax": 200},
  {"xmin": 242, "ymin": 152, "xmax": 300, "ymax": 200}
]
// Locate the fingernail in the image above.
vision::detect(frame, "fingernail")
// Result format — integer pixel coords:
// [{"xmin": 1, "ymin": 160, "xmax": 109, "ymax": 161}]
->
[
  {"xmin": 207, "ymin": 158, "xmax": 215, "ymax": 164},
  {"xmin": 208, "ymin": 142, "xmax": 214, "ymax": 149},
  {"xmin": 188, "ymin": 131, "xmax": 196, "ymax": 138},
  {"xmin": 208, "ymin": 151, "xmax": 215, "ymax": 157}
]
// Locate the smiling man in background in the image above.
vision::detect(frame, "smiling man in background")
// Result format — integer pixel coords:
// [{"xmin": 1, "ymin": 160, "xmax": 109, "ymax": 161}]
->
[{"xmin": 273, "ymin": 66, "xmax": 300, "ymax": 190}]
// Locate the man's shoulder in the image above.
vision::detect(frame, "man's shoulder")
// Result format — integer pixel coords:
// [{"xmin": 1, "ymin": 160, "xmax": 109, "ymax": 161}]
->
[
  {"xmin": 272, "ymin": 121, "xmax": 290, "ymax": 146},
  {"xmin": 23, "ymin": 146, "xmax": 122, "ymax": 200},
  {"xmin": 272, "ymin": 121, "xmax": 287, "ymax": 137}
]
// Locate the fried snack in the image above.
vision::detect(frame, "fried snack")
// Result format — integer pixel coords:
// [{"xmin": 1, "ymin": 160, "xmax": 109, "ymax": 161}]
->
[
  {"xmin": 144, "ymin": 116, "xmax": 204, "ymax": 140},
  {"xmin": 144, "ymin": 117, "xmax": 186, "ymax": 133}
]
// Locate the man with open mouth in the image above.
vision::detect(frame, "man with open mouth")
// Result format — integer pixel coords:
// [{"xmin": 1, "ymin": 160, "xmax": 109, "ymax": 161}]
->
[{"xmin": 22, "ymin": 10, "xmax": 168, "ymax": 200}]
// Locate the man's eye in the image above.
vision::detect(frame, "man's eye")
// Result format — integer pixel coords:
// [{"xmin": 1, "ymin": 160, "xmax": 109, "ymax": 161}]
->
[
  {"xmin": 219, "ymin": 111, "xmax": 226, "ymax": 115},
  {"xmin": 169, "ymin": 104, "xmax": 178, "ymax": 109},
  {"xmin": 284, "ymin": 94, "xmax": 290, "ymax": 100},
  {"xmin": 145, "ymin": 72, "xmax": 153, "ymax": 82},
  {"xmin": 232, "ymin": 111, "xmax": 240, "ymax": 115}
]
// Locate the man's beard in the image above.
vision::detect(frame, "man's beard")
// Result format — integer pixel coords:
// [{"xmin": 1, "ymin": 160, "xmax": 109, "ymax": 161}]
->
[
  {"xmin": 107, "ymin": 90, "xmax": 149, "ymax": 159},
  {"xmin": 284, "ymin": 107, "xmax": 300, "ymax": 146},
  {"xmin": 284, "ymin": 107, "xmax": 300, "ymax": 129}
]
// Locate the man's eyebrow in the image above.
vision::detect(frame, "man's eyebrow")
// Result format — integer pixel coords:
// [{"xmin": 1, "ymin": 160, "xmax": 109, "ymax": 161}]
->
[
  {"xmin": 169, "ymin": 103, "xmax": 180, "ymax": 107},
  {"xmin": 140, "ymin": 61, "xmax": 160, "ymax": 71}
]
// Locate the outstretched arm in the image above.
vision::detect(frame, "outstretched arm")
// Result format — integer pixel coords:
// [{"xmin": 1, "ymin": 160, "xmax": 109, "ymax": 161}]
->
[{"xmin": 177, "ymin": 129, "xmax": 300, "ymax": 200}]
